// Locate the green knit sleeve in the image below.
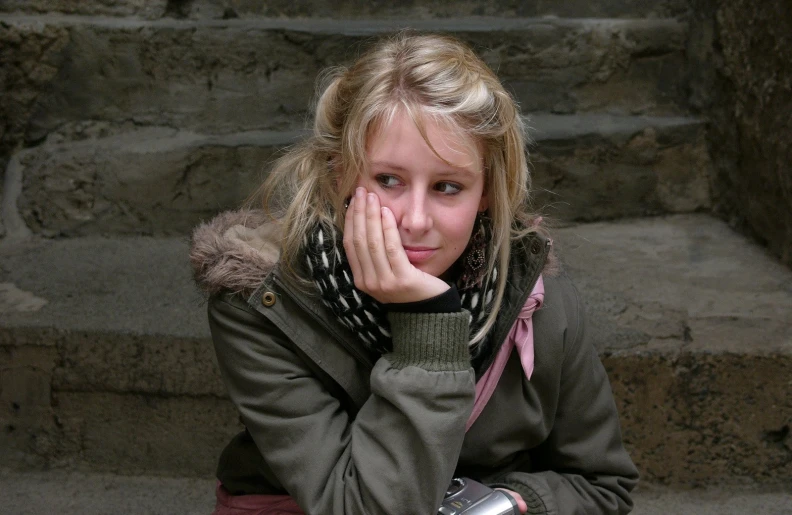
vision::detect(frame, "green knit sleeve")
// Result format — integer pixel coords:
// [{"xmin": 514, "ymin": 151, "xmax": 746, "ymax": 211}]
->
[{"xmin": 385, "ymin": 311, "xmax": 471, "ymax": 371}]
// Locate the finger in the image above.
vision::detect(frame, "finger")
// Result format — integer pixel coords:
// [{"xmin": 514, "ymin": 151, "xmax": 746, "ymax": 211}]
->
[
  {"xmin": 351, "ymin": 187, "xmax": 377, "ymax": 288},
  {"xmin": 343, "ymin": 196, "xmax": 363, "ymax": 285},
  {"xmin": 380, "ymin": 206, "xmax": 412, "ymax": 276},
  {"xmin": 516, "ymin": 495, "xmax": 527, "ymax": 514},
  {"xmin": 365, "ymin": 193, "xmax": 393, "ymax": 279},
  {"xmin": 496, "ymin": 489, "xmax": 527, "ymax": 514}
]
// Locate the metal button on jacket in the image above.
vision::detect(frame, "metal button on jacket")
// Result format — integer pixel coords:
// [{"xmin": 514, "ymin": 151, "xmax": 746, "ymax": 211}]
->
[{"xmin": 261, "ymin": 291, "xmax": 276, "ymax": 307}]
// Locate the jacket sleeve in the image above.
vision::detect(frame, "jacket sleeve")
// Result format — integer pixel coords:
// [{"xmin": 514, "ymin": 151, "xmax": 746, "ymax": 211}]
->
[
  {"xmin": 488, "ymin": 280, "xmax": 639, "ymax": 515},
  {"xmin": 208, "ymin": 293, "xmax": 476, "ymax": 514}
]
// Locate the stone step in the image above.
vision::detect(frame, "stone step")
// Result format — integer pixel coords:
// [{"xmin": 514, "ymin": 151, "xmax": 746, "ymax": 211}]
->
[
  {"xmin": 6, "ymin": 114, "xmax": 710, "ymax": 238},
  {"xmin": 0, "ymin": 469, "xmax": 790, "ymax": 515},
  {"xmin": 1, "ymin": 214, "xmax": 790, "ymax": 484},
  {"xmin": 0, "ymin": 0, "xmax": 690, "ymax": 21},
  {"xmin": 9, "ymin": 128, "xmax": 305, "ymax": 238},
  {"xmin": 2, "ymin": 14, "xmax": 690, "ymax": 147}
]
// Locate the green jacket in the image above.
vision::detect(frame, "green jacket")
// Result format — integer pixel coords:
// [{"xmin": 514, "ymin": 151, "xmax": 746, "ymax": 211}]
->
[{"xmin": 191, "ymin": 210, "xmax": 639, "ymax": 514}]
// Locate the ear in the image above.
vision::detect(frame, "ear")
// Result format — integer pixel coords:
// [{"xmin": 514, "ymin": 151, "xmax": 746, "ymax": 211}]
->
[{"xmin": 478, "ymin": 193, "xmax": 489, "ymax": 212}]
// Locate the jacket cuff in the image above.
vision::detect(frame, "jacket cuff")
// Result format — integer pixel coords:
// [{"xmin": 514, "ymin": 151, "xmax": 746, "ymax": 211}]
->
[
  {"xmin": 385, "ymin": 311, "xmax": 471, "ymax": 371},
  {"xmin": 489, "ymin": 474, "xmax": 558, "ymax": 515}
]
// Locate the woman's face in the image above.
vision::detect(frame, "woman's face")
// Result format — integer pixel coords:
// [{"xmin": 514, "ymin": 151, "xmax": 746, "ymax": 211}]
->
[{"xmin": 359, "ymin": 109, "xmax": 488, "ymax": 279}]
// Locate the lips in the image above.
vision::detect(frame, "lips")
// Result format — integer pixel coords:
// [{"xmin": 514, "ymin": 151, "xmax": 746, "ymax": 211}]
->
[{"xmin": 403, "ymin": 246, "xmax": 437, "ymax": 263}]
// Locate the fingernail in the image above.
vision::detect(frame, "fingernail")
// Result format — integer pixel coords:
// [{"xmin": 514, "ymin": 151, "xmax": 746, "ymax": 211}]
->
[
  {"xmin": 367, "ymin": 193, "xmax": 376, "ymax": 202},
  {"xmin": 356, "ymin": 187, "xmax": 364, "ymax": 198}
]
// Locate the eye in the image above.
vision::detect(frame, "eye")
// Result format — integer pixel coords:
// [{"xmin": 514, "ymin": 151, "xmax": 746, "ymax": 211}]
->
[
  {"xmin": 434, "ymin": 182, "xmax": 462, "ymax": 195},
  {"xmin": 375, "ymin": 174, "xmax": 401, "ymax": 189}
]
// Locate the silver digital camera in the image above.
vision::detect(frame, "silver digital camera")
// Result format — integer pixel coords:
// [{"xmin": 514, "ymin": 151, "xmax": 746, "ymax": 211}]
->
[{"xmin": 437, "ymin": 477, "xmax": 520, "ymax": 515}]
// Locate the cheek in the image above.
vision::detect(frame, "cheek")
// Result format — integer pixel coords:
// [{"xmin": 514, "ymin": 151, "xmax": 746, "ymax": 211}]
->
[{"xmin": 438, "ymin": 210, "xmax": 478, "ymax": 248}]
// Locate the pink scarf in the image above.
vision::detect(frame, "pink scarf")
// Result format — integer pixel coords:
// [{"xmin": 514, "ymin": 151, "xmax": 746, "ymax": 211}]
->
[{"xmin": 466, "ymin": 275, "xmax": 544, "ymax": 431}]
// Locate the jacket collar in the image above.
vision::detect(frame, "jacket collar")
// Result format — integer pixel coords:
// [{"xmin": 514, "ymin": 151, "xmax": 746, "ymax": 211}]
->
[
  {"xmin": 476, "ymin": 234, "xmax": 550, "ymax": 377},
  {"xmin": 191, "ymin": 209, "xmax": 552, "ymax": 375}
]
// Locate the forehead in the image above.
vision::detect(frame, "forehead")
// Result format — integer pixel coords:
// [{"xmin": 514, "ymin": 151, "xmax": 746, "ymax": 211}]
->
[{"xmin": 366, "ymin": 107, "xmax": 483, "ymax": 171}]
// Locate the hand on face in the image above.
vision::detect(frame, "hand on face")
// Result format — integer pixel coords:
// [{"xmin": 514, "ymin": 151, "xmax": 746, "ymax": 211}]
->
[{"xmin": 343, "ymin": 187, "xmax": 450, "ymax": 304}]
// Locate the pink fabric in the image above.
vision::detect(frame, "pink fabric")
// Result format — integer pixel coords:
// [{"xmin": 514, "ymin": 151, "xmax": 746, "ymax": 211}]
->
[
  {"xmin": 466, "ymin": 275, "xmax": 545, "ymax": 432},
  {"xmin": 213, "ymin": 482, "xmax": 305, "ymax": 515}
]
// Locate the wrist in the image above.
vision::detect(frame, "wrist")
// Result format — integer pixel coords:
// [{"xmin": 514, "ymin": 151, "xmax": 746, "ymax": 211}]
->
[{"xmin": 387, "ymin": 285, "xmax": 460, "ymax": 313}]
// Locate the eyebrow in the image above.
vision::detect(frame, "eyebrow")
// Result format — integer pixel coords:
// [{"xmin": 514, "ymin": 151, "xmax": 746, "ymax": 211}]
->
[{"xmin": 370, "ymin": 161, "xmax": 481, "ymax": 177}]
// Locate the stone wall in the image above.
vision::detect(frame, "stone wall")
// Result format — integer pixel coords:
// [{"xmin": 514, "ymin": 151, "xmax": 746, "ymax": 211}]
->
[
  {"xmin": 0, "ymin": 0, "xmax": 690, "ymax": 19},
  {"xmin": 0, "ymin": 21, "xmax": 70, "ymax": 238},
  {"xmin": 689, "ymin": 0, "xmax": 792, "ymax": 268}
]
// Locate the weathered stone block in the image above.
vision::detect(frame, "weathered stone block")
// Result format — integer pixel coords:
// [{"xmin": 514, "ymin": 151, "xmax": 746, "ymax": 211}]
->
[
  {"xmin": 0, "ymin": 19, "xmax": 69, "ymax": 176},
  {"xmin": 0, "ymin": 237, "xmax": 208, "ymax": 340},
  {"xmin": 54, "ymin": 392, "xmax": 241, "ymax": 476},
  {"xmin": 0, "ymin": 1, "xmax": 167, "ymax": 18},
  {"xmin": 688, "ymin": 0, "xmax": 792, "ymax": 269},
  {"xmin": 0, "ymin": 343, "xmax": 57, "ymax": 416},
  {"xmin": 12, "ymin": 115, "xmax": 709, "ymax": 237},
  {"xmin": 0, "ymin": 166, "xmax": 5, "ymax": 239},
  {"xmin": 201, "ymin": 0, "xmax": 689, "ymax": 19},
  {"xmin": 2, "ymin": 215, "xmax": 791, "ymax": 482},
  {"xmin": 531, "ymin": 115, "xmax": 711, "ymax": 221},
  {"xmin": 558, "ymin": 216, "xmax": 792, "ymax": 485},
  {"xmin": 0, "ymin": 0, "xmax": 690, "ymax": 20},
  {"xmin": 16, "ymin": 128, "xmax": 301, "ymax": 236},
  {"xmin": 51, "ymin": 332, "xmax": 225, "ymax": 397},
  {"xmin": 558, "ymin": 215, "xmax": 792, "ymax": 355},
  {"xmin": 0, "ymin": 16, "xmax": 690, "ymax": 142},
  {"xmin": 607, "ymin": 353, "xmax": 792, "ymax": 486},
  {"xmin": 0, "ymin": 336, "xmax": 60, "ymax": 469}
]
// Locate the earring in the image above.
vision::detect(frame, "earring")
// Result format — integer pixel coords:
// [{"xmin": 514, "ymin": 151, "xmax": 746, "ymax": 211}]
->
[
  {"xmin": 460, "ymin": 212, "xmax": 489, "ymax": 289},
  {"xmin": 466, "ymin": 223, "xmax": 486, "ymax": 271}
]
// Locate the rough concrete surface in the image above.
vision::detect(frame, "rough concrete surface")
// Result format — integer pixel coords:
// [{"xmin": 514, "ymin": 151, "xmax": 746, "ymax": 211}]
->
[
  {"xmin": 557, "ymin": 215, "xmax": 792, "ymax": 355},
  {"xmin": 558, "ymin": 215, "xmax": 792, "ymax": 485},
  {"xmin": 1, "ymin": 214, "xmax": 790, "ymax": 483},
  {"xmin": 686, "ymin": 0, "xmax": 792, "ymax": 269},
  {"xmin": 530, "ymin": 114, "xmax": 711, "ymax": 222},
  {"xmin": 1, "ymin": 148, "xmax": 34, "ymax": 241},
  {"xmin": 0, "ymin": 468, "xmax": 216, "ymax": 515},
  {"xmin": 0, "ymin": 468, "xmax": 790, "ymax": 515},
  {"xmin": 712, "ymin": 0, "xmax": 792, "ymax": 268},
  {"xmin": 0, "ymin": 14, "xmax": 688, "ymax": 143},
  {"xmin": 0, "ymin": 235, "xmax": 206, "ymax": 338},
  {"xmin": 0, "ymin": 0, "xmax": 167, "ymax": 19},
  {"xmin": 0, "ymin": 0, "xmax": 691, "ymax": 20},
  {"xmin": 7, "ymin": 115, "xmax": 708, "ymax": 237},
  {"xmin": 0, "ymin": 19, "xmax": 69, "ymax": 187},
  {"xmin": 0, "ymin": 164, "xmax": 5, "ymax": 239},
  {"xmin": 14, "ymin": 128, "xmax": 302, "ymax": 237}
]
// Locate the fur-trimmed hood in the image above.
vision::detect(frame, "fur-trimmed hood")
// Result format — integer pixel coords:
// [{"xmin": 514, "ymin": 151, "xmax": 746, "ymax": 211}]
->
[
  {"xmin": 190, "ymin": 209, "xmax": 559, "ymax": 297},
  {"xmin": 190, "ymin": 210, "xmax": 282, "ymax": 296}
]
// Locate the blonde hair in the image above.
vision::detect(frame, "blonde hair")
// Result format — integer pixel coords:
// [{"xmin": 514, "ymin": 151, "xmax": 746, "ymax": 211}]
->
[{"xmin": 257, "ymin": 32, "xmax": 544, "ymax": 346}]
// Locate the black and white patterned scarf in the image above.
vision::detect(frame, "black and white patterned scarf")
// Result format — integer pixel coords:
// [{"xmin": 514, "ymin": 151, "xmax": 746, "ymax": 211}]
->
[{"xmin": 303, "ymin": 221, "xmax": 497, "ymax": 355}]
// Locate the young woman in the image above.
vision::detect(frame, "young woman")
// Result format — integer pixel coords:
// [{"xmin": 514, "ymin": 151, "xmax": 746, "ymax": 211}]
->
[{"xmin": 191, "ymin": 32, "xmax": 638, "ymax": 514}]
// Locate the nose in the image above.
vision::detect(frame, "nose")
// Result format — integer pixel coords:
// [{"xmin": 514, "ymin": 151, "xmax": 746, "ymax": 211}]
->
[{"xmin": 398, "ymin": 190, "xmax": 433, "ymax": 234}]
